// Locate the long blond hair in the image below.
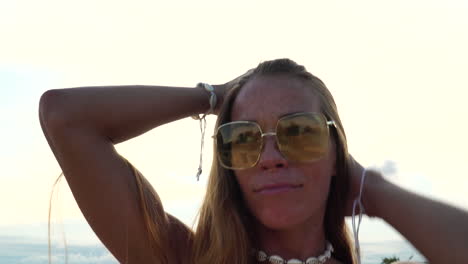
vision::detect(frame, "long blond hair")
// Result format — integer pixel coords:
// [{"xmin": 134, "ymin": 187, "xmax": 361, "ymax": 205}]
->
[
  {"xmin": 192, "ymin": 58, "xmax": 356, "ymax": 264},
  {"xmin": 48, "ymin": 58, "xmax": 355, "ymax": 264}
]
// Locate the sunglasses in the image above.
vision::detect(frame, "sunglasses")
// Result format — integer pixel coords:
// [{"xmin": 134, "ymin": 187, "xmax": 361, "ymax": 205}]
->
[{"xmin": 214, "ymin": 112, "xmax": 336, "ymax": 170}]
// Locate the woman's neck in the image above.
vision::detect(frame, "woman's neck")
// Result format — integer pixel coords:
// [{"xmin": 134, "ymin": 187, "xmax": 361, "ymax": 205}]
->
[{"xmin": 255, "ymin": 217, "xmax": 327, "ymax": 261}]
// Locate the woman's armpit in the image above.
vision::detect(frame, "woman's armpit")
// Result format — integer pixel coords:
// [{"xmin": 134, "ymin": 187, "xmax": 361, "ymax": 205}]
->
[{"xmin": 167, "ymin": 213, "xmax": 195, "ymax": 264}]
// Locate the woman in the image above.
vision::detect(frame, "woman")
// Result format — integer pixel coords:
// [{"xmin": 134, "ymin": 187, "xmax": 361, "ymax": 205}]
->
[{"xmin": 39, "ymin": 59, "xmax": 468, "ymax": 264}]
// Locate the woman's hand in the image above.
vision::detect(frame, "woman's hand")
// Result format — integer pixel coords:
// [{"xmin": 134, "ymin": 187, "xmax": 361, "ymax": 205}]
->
[
  {"xmin": 212, "ymin": 68, "xmax": 255, "ymax": 115},
  {"xmin": 345, "ymin": 155, "xmax": 468, "ymax": 263},
  {"xmin": 345, "ymin": 155, "xmax": 384, "ymax": 217}
]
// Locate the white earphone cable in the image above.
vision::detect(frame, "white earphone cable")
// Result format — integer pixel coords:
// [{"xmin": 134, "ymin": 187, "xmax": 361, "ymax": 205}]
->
[{"xmin": 351, "ymin": 168, "xmax": 367, "ymax": 264}]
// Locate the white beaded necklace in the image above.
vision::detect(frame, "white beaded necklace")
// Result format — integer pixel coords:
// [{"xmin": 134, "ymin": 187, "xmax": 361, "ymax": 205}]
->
[{"xmin": 254, "ymin": 241, "xmax": 334, "ymax": 264}]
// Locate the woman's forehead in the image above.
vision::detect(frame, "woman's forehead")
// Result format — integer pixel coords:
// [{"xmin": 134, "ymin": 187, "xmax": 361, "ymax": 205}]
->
[{"xmin": 231, "ymin": 75, "xmax": 321, "ymax": 122}]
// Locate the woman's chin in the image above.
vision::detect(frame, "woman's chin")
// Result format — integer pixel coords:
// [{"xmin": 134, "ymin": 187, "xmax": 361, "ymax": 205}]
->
[{"xmin": 255, "ymin": 208, "xmax": 307, "ymax": 231}]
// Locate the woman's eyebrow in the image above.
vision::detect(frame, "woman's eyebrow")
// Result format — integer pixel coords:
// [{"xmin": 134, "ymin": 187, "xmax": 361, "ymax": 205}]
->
[
  {"xmin": 231, "ymin": 117, "xmax": 257, "ymax": 123},
  {"xmin": 235, "ymin": 111, "xmax": 310, "ymax": 122},
  {"xmin": 278, "ymin": 111, "xmax": 311, "ymax": 119},
  {"xmin": 280, "ymin": 111, "xmax": 298, "ymax": 118}
]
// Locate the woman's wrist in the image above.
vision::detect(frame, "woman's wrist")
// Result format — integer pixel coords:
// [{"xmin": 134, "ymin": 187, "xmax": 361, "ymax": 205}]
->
[
  {"xmin": 363, "ymin": 169, "xmax": 387, "ymax": 217},
  {"xmin": 192, "ymin": 84, "xmax": 214, "ymax": 116}
]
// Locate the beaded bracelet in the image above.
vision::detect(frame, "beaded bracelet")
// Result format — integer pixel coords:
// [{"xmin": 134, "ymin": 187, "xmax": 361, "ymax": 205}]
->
[
  {"xmin": 191, "ymin": 83, "xmax": 217, "ymax": 120},
  {"xmin": 192, "ymin": 83, "xmax": 217, "ymax": 181}
]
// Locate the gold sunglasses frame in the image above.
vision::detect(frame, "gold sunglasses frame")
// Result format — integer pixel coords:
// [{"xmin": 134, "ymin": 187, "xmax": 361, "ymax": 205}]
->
[{"xmin": 213, "ymin": 112, "xmax": 336, "ymax": 170}]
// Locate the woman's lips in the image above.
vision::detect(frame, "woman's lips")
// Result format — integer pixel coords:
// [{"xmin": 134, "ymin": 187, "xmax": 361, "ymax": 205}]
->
[{"xmin": 255, "ymin": 183, "xmax": 303, "ymax": 194}]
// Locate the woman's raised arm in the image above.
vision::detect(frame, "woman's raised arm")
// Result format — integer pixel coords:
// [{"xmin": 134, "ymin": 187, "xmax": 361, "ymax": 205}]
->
[
  {"xmin": 39, "ymin": 85, "xmax": 213, "ymax": 263},
  {"xmin": 40, "ymin": 85, "xmax": 213, "ymax": 143},
  {"xmin": 348, "ymin": 159, "xmax": 468, "ymax": 264}
]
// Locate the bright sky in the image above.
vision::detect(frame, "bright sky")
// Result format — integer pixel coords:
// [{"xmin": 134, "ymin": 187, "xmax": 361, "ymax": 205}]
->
[{"xmin": 1, "ymin": 0, "xmax": 467, "ymax": 245}]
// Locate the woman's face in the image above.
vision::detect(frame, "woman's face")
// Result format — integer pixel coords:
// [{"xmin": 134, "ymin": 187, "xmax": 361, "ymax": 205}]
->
[{"xmin": 231, "ymin": 75, "xmax": 336, "ymax": 230}]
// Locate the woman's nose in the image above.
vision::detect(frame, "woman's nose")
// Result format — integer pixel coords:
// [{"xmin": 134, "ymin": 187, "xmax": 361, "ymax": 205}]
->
[{"xmin": 257, "ymin": 135, "xmax": 289, "ymax": 170}]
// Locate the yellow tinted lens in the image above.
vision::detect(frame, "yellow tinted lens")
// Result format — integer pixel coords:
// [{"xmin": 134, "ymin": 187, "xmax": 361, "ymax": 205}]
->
[
  {"xmin": 216, "ymin": 122, "xmax": 262, "ymax": 169},
  {"xmin": 277, "ymin": 113, "xmax": 329, "ymax": 162}
]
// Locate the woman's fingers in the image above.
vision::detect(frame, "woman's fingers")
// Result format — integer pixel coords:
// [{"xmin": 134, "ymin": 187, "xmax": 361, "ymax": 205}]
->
[
  {"xmin": 345, "ymin": 155, "xmax": 365, "ymax": 216},
  {"xmin": 212, "ymin": 69, "xmax": 255, "ymax": 115},
  {"xmin": 346, "ymin": 156, "xmax": 385, "ymax": 217}
]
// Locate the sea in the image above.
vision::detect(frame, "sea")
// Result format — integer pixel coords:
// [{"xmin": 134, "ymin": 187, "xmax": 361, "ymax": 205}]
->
[{"xmin": 0, "ymin": 237, "xmax": 427, "ymax": 264}]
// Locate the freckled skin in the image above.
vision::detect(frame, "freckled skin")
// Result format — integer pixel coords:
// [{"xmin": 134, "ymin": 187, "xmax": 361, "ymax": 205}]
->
[{"xmin": 231, "ymin": 75, "xmax": 337, "ymax": 231}]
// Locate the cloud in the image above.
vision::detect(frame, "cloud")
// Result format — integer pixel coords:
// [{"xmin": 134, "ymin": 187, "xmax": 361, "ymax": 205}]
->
[
  {"xmin": 368, "ymin": 160, "xmax": 398, "ymax": 178},
  {"xmin": 380, "ymin": 160, "xmax": 397, "ymax": 176}
]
